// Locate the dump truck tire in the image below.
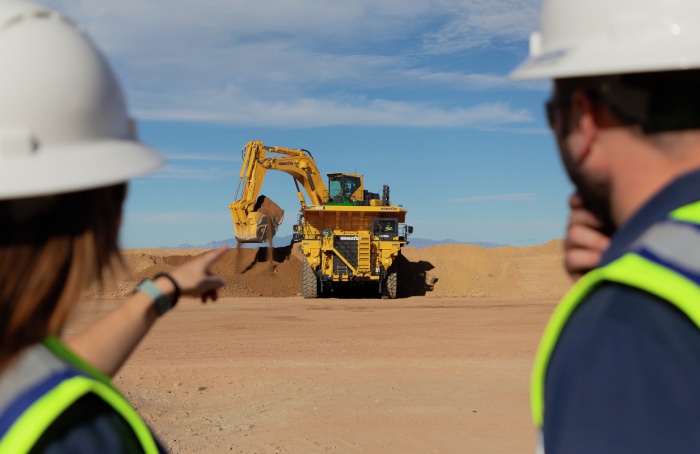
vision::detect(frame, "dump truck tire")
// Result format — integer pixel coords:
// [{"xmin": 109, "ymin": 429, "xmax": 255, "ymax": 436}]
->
[
  {"xmin": 302, "ymin": 259, "xmax": 319, "ymax": 298},
  {"xmin": 382, "ymin": 268, "xmax": 398, "ymax": 299}
]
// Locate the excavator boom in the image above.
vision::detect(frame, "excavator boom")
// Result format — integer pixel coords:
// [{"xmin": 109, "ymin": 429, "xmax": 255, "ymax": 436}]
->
[{"xmin": 229, "ymin": 140, "xmax": 329, "ymax": 243}]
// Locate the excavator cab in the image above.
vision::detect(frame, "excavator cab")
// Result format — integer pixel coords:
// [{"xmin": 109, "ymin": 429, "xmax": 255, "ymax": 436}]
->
[{"xmin": 327, "ymin": 173, "xmax": 362, "ymax": 205}]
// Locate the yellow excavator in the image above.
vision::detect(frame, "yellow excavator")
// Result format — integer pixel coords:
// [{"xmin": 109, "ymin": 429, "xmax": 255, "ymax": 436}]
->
[{"xmin": 229, "ymin": 140, "xmax": 412, "ymax": 298}]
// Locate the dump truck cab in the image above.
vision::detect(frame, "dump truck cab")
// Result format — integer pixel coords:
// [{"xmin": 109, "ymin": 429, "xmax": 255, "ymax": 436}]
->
[{"xmin": 373, "ymin": 218, "xmax": 398, "ymax": 239}]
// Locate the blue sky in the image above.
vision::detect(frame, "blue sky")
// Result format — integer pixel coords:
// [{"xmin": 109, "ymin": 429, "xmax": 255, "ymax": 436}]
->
[{"xmin": 44, "ymin": 0, "xmax": 572, "ymax": 248}]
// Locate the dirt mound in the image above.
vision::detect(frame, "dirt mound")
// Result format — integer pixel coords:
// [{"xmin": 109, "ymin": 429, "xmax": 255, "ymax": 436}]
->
[
  {"xmin": 86, "ymin": 245, "xmax": 302, "ymax": 299},
  {"xmin": 400, "ymin": 240, "xmax": 570, "ymax": 299},
  {"xmin": 85, "ymin": 240, "xmax": 571, "ymax": 300}
]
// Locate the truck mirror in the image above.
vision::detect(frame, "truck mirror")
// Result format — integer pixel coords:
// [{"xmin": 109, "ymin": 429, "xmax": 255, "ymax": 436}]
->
[{"xmin": 408, "ymin": 226, "xmax": 413, "ymax": 234}]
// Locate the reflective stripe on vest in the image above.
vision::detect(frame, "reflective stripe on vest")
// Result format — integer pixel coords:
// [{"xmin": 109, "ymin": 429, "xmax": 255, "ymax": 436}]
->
[
  {"xmin": 0, "ymin": 337, "xmax": 160, "ymax": 454},
  {"xmin": 531, "ymin": 200, "xmax": 700, "ymax": 428}
]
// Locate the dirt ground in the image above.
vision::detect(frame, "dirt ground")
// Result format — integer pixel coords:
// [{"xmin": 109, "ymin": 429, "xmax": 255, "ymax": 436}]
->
[
  {"xmin": 67, "ymin": 241, "xmax": 571, "ymax": 453},
  {"xmin": 87, "ymin": 240, "xmax": 571, "ymax": 300}
]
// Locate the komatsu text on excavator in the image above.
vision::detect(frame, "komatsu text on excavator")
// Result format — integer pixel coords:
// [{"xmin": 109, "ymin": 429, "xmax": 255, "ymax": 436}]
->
[{"xmin": 229, "ymin": 140, "xmax": 412, "ymax": 298}]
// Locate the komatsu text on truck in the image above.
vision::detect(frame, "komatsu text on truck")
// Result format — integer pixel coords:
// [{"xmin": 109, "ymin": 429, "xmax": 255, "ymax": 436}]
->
[{"xmin": 229, "ymin": 140, "xmax": 412, "ymax": 298}]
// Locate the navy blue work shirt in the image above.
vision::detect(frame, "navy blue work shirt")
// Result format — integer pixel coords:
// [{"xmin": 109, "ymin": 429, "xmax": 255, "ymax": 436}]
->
[
  {"xmin": 544, "ymin": 168, "xmax": 700, "ymax": 454},
  {"xmin": 29, "ymin": 392, "xmax": 168, "ymax": 453}
]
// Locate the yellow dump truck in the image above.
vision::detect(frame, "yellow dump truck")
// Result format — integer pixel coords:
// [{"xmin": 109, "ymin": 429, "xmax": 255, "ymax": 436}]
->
[{"xmin": 229, "ymin": 140, "xmax": 412, "ymax": 298}]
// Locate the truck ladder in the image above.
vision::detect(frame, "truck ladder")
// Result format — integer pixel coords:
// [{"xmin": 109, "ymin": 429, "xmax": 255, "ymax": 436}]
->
[{"xmin": 356, "ymin": 231, "xmax": 371, "ymax": 276}]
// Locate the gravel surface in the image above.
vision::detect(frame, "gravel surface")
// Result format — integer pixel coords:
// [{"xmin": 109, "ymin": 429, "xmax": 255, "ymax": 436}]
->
[{"xmin": 69, "ymin": 241, "xmax": 572, "ymax": 453}]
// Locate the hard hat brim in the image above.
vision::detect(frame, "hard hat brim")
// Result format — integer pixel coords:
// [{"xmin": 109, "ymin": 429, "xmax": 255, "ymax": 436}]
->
[
  {"xmin": 511, "ymin": 34, "xmax": 700, "ymax": 80},
  {"xmin": 0, "ymin": 140, "xmax": 164, "ymax": 200}
]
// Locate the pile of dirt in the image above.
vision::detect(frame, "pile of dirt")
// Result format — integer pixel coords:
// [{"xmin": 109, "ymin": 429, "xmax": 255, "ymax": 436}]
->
[
  {"xmin": 85, "ymin": 240, "xmax": 571, "ymax": 300},
  {"xmin": 85, "ymin": 245, "xmax": 302, "ymax": 299},
  {"xmin": 399, "ymin": 240, "xmax": 570, "ymax": 299}
]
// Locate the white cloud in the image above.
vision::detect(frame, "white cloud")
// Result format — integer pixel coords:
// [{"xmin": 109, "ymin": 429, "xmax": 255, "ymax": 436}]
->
[
  {"xmin": 167, "ymin": 153, "xmax": 240, "ymax": 162},
  {"xmin": 45, "ymin": 1, "xmax": 443, "ymax": 52},
  {"xmin": 421, "ymin": 0, "xmax": 541, "ymax": 54},
  {"xmin": 450, "ymin": 193, "xmax": 537, "ymax": 202},
  {"xmin": 124, "ymin": 210, "xmax": 228, "ymax": 225},
  {"xmin": 475, "ymin": 126, "xmax": 550, "ymax": 135},
  {"xmin": 146, "ymin": 164, "xmax": 236, "ymax": 180},
  {"xmin": 41, "ymin": 0, "xmax": 539, "ymax": 128},
  {"xmin": 404, "ymin": 69, "xmax": 546, "ymax": 91},
  {"xmin": 139, "ymin": 98, "xmax": 532, "ymax": 128}
]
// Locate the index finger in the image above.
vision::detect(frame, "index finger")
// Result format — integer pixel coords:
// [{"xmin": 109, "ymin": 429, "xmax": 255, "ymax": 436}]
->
[{"xmin": 198, "ymin": 246, "xmax": 229, "ymax": 267}]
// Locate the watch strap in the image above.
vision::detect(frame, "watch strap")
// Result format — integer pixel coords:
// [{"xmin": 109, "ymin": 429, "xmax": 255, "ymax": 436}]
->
[
  {"xmin": 134, "ymin": 279, "xmax": 176, "ymax": 316},
  {"xmin": 154, "ymin": 273, "xmax": 181, "ymax": 305}
]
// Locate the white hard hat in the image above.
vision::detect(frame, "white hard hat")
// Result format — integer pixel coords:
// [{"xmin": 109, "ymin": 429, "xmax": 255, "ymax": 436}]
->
[
  {"xmin": 511, "ymin": 0, "xmax": 700, "ymax": 80},
  {"xmin": 0, "ymin": 0, "xmax": 163, "ymax": 200}
]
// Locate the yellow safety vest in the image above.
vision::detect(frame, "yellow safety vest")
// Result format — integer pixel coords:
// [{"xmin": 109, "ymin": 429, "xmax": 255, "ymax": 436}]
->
[
  {"xmin": 0, "ymin": 336, "xmax": 161, "ymax": 453},
  {"xmin": 531, "ymin": 200, "xmax": 700, "ymax": 428}
]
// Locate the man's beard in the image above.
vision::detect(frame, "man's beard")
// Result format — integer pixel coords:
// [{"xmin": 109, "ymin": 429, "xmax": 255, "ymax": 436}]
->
[{"xmin": 558, "ymin": 140, "xmax": 617, "ymax": 236}]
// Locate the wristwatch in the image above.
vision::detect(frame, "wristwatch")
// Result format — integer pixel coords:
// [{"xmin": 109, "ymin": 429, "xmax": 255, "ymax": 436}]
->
[{"xmin": 134, "ymin": 273, "xmax": 181, "ymax": 316}]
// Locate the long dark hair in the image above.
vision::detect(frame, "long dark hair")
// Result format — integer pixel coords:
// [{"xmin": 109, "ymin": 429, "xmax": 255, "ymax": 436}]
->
[{"xmin": 0, "ymin": 183, "xmax": 126, "ymax": 367}]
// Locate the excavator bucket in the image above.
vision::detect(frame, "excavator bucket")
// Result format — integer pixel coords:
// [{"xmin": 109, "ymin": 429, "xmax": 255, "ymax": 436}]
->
[{"xmin": 233, "ymin": 195, "xmax": 285, "ymax": 243}]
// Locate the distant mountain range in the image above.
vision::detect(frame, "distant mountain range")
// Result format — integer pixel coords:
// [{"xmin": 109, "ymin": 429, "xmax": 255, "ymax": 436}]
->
[
  {"xmin": 404, "ymin": 238, "xmax": 504, "ymax": 249},
  {"xmin": 165, "ymin": 236, "xmax": 505, "ymax": 250}
]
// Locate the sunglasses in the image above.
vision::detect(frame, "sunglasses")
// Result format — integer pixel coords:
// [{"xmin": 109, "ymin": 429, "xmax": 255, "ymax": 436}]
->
[{"xmin": 544, "ymin": 92, "xmax": 573, "ymax": 128}]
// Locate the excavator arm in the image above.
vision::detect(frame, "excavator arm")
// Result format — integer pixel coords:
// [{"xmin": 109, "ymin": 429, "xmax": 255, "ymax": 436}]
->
[{"xmin": 229, "ymin": 140, "xmax": 330, "ymax": 243}]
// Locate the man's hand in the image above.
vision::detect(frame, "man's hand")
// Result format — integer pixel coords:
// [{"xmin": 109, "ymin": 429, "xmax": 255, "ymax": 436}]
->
[{"xmin": 565, "ymin": 194, "xmax": 611, "ymax": 281}]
